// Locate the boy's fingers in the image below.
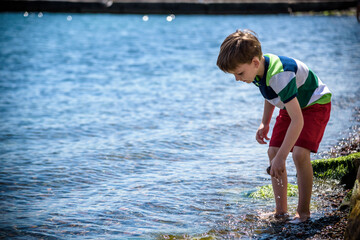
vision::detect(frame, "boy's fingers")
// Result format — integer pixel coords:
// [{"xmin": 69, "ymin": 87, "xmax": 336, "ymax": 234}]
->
[
  {"xmin": 270, "ymin": 168, "xmax": 275, "ymax": 177},
  {"xmin": 276, "ymin": 169, "xmax": 284, "ymax": 178},
  {"xmin": 255, "ymin": 132, "xmax": 263, "ymax": 143},
  {"xmin": 256, "ymin": 133, "xmax": 268, "ymax": 144},
  {"xmin": 270, "ymin": 167, "xmax": 283, "ymax": 178},
  {"xmin": 256, "ymin": 131, "xmax": 261, "ymax": 138}
]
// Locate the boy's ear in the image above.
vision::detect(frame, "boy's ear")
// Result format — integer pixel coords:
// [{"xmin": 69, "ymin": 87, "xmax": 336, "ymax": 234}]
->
[{"xmin": 252, "ymin": 57, "xmax": 260, "ymax": 67}]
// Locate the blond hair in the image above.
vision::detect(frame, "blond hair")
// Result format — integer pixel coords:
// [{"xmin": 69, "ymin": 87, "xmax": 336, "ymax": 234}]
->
[{"xmin": 217, "ymin": 29, "xmax": 262, "ymax": 73}]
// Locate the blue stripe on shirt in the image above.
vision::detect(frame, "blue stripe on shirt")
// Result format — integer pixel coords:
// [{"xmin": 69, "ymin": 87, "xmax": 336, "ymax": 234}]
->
[{"xmin": 278, "ymin": 55, "xmax": 298, "ymax": 73}]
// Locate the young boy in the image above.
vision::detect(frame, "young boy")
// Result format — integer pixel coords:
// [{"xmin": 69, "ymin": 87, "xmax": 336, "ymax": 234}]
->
[{"xmin": 217, "ymin": 30, "xmax": 331, "ymax": 222}]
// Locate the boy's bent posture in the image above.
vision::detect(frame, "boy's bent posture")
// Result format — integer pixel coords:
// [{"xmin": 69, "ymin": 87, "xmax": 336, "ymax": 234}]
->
[{"xmin": 217, "ymin": 30, "xmax": 331, "ymax": 222}]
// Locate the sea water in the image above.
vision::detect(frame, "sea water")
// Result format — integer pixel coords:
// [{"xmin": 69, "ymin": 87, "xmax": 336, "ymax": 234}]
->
[{"xmin": 0, "ymin": 13, "xmax": 359, "ymax": 239}]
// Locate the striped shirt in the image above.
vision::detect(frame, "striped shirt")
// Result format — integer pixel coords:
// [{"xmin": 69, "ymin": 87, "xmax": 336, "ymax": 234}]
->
[{"xmin": 253, "ymin": 53, "xmax": 331, "ymax": 109}]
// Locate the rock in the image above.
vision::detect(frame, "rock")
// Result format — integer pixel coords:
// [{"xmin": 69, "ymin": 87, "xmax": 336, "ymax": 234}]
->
[
  {"xmin": 345, "ymin": 179, "xmax": 360, "ymax": 240},
  {"xmin": 312, "ymin": 152, "xmax": 360, "ymax": 189},
  {"xmin": 312, "ymin": 152, "xmax": 360, "ymax": 240},
  {"xmin": 340, "ymin": 190, "xmax": 352, "ymax": 210}
]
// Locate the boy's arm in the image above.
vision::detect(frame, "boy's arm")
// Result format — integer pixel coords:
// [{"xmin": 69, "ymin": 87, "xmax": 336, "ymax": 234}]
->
[
  {"xmin": 270, "ymin": 97, "xmax": 304, "ymax": 178},
  {"xmin": 256, "ymin": 100, "xmax": 275, "ymax": 144}
]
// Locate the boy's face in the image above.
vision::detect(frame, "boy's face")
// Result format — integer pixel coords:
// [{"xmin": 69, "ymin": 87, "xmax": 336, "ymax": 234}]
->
[{"xmin": 229, "ymin": 57, "xmax": 261, "ymax": 84}]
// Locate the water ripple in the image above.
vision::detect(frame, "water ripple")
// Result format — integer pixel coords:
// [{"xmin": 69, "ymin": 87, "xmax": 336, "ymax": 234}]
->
[{"xmin": 0, "ymin": 13, "xmax": 359, "ymax": 239}]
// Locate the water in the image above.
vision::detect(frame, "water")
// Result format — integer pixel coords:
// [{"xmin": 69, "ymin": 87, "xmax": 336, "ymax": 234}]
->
[{"xmin": 0, "ymin": 12, "xmax": 359, "ymax": 239}]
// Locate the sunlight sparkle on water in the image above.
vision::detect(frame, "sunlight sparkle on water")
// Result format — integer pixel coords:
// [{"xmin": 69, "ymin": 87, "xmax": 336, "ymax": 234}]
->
[
  {"xmin": 166, "ymin": 14, "xmax": 175, "ymax": 22},
  {"xmin": 142, "ymin": 15, "xmax": 149, "ymax": 22}
]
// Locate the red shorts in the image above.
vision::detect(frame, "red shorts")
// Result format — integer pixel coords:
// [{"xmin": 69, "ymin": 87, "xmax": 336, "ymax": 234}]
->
[{"xmin": 269, "ymin": 102, "xmax": 331, "ymax": 153}]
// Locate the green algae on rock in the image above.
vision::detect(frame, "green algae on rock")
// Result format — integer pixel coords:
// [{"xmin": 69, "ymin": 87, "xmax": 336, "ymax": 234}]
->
[{"xmin": 312, "ymin": 152, "xmax": 360, "ymax": 189}]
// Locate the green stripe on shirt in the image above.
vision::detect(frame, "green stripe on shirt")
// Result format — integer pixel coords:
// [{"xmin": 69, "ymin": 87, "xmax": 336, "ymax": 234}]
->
[
  {"xmin": 266, "ymin": 54, "xmax": 283, "ymax": 86},
  {"xmin": 278, "ymin": 77, "xmax": 297, "ymax": 103},
  {"xmin": 297, "ymin": 69, "xmax": 319, "ymax": 107}
]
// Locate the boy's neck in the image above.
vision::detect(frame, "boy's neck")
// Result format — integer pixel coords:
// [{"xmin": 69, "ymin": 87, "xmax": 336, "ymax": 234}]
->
[{"xmin": 256, "ymin": 56, "xmax": 265, "ymax": 79}]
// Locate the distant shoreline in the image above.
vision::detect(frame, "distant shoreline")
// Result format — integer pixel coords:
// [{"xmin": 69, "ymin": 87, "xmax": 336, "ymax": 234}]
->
[{"xmin": 0, "ymin": 0, "xmax": 357, "ymax": 14}]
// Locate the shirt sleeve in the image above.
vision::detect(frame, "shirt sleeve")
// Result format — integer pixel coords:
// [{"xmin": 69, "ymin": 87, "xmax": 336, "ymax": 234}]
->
[{"xmin": 269, "ymin": 72, "xmax": 298, "ymax": 103}]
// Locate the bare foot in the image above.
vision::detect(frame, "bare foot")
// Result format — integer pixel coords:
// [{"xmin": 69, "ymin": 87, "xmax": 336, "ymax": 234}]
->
[
  {"xmin": 289, "ymin": 216, "xmax": 310, "ymax": 224},
  {"xmin": 259, "ymin": 211, "xmax": 289, "ymax": 222},
  {"xmin": 258, "ymin": 211, "xmax": 275, "ymax": 220},
  {"xmin": 274, "ymin": 213, "xmax": 290, "ymax": 222}
]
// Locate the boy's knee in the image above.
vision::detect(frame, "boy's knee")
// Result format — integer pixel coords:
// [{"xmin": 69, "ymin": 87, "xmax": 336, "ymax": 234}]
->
[{"xmin": 292, "ymin": 147, "xmax": 311, "ymax": 163}]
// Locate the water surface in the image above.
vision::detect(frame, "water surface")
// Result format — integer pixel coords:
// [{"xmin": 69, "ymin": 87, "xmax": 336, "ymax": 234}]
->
[{"xmin": 0, "ymin": 13, "xmax": 359, "ymax": 239}]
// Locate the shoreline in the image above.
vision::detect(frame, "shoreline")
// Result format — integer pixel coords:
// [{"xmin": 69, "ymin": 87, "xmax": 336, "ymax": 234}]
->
[
  {"xmin": 159, "ymin": 108, "xmax": 360, "ymax": 239},
  {"xmin": 327, "ymin": 107, "xmax": 360, "ymax": 158},
  {"xmin": 0, "ymin": 0, "xmax": 357, "ymax": 14}
]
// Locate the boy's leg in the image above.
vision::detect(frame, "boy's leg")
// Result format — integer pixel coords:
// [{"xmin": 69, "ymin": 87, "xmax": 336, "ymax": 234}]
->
[
  {"xmin": 292, "ymin": 146, "xmax": 312, "ymax": 221},
  {"xmin": 268, "ymin": 146, "xmax": 288, "ymax": 215}
]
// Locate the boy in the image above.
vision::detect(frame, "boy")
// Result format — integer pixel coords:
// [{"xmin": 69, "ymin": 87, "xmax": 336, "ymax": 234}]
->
[{"xmin": 217, "ymin": 30, "xmax": 331, "ymax": 223}]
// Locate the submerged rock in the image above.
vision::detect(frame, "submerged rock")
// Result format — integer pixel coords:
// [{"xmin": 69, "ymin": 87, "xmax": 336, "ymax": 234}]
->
[{"xmin": 248, "ymin": 183, "xmax": 298, "ymax": 199}]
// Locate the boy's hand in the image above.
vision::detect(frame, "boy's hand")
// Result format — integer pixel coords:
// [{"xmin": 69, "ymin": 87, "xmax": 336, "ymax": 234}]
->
[
  {"xmin": 270, "ymin": 156, "xmax": 286, "ymax": 179},
  {"xmin": 256, "ymin": 123, "xmax": 270, "ymax": 144}
]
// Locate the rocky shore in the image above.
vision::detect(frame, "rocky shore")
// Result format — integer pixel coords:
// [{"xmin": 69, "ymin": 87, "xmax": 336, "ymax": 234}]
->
[
  {"xmin": 239, "ymin": 107, "xmax": 360, "ymax": 240},
  {"xmin": 160, "ymin": 108, "xmax": 360, "ymax": 239},
  {"xmin": 275, "ymin": 107, "xmax": 360, "ymax": 240}
]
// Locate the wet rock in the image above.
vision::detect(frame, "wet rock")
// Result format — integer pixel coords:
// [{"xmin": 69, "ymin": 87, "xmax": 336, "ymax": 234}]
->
[
  {"xmin": 311, "ymin": 135, "xmax": 360, "ymax": 240},
  {"xmin": 312, "ymin": 152, "xmax": 360, "ymax": 189},
  {"xmin": 345, "ymin": 179, "xmax": 360, "ymax": 240}
]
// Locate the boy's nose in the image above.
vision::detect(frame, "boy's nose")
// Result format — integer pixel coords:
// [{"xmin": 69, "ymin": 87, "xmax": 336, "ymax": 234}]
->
[{"xmin": 235, "ymin": 76, "xmax": 244, "ymax": 82}]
